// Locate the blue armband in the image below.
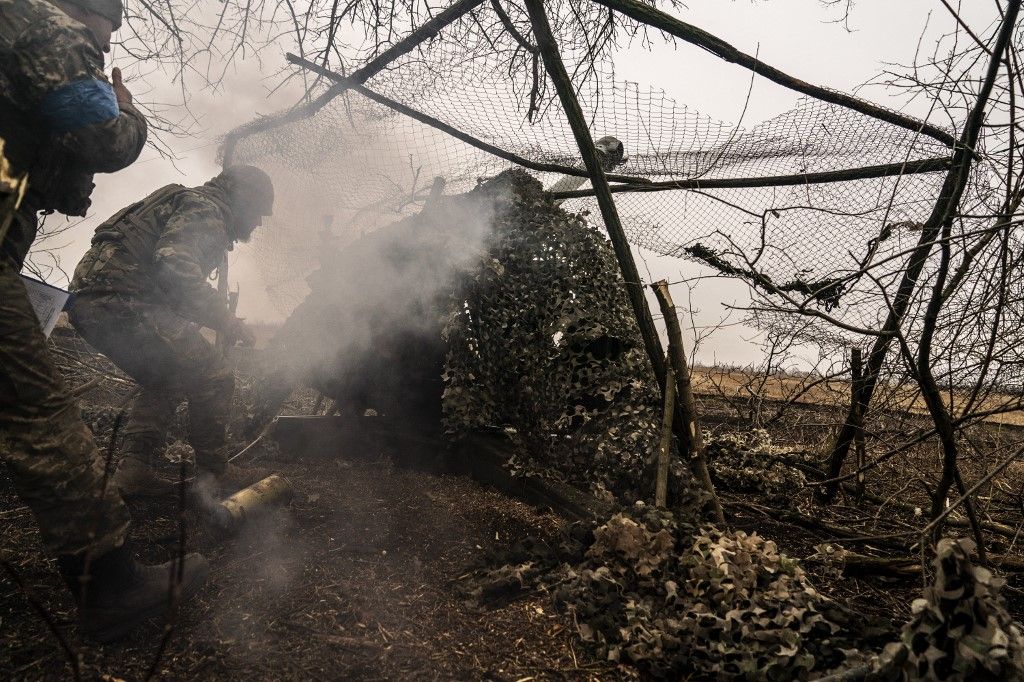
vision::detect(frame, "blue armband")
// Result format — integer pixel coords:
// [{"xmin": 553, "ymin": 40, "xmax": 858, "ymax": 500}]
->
[{"xmin": 40, "ymin": 79, "xmax": 120, "ymax": 134}]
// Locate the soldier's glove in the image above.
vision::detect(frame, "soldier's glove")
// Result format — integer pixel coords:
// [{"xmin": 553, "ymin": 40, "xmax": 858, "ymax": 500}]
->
[{"xmin": 227, "ymin": 317, "xmax": 256, "ymax": 347}]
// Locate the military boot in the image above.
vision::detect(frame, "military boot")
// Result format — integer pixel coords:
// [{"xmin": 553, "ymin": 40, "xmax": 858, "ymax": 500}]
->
[
  {"xmin": 193, "ymin": 463, "xmax": 270, "ymax": 501},
  {"xmin": 114, "ymin": 455, "xmax": 185, "ymax": 499},
  {"xmin": 58, "ymin": 544, "xmax": 209, "ymax": 643},
  {"xmin": 195, "ymin": 444, "xmax": 269, "ymax": 496},
  {"xmin": 115, "ymin": 433, "xmax": 190, "ymax": 499}
]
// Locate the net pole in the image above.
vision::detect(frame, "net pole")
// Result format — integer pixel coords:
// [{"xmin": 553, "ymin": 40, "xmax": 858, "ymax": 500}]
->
[
  {"xmin": 523, "ymin": 0, "xmax": 673, "ymax": 421},
  {"xmin": 548, "ymin": 157, "xmax": 954, "ymax": 199},
  {"xmin": 589, "ymin": 0, "xmax": 956, "ymax": 148}
]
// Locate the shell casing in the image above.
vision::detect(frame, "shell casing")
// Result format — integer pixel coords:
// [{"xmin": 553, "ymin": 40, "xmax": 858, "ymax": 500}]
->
[{"xmin": 217, "ymin": 474, "xmax": 294, "ymax": 527}]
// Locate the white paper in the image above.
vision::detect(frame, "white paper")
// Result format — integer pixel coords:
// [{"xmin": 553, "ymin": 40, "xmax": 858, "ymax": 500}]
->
[{"xmin": 20, "ymin": 274, "xmax": 70, "ymax": 338}]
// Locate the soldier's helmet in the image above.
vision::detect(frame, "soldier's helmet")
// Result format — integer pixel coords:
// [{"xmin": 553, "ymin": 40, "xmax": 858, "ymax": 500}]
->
[
  {"xmin": 217, "ymin": 165, "xmax": 274, "ymax": 217},
  {"xmin": 63, "ymin": 0, "xmax": 125, "ymax": 29}
]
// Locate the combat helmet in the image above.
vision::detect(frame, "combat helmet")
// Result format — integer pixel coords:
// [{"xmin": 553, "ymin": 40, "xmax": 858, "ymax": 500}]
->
[
  {"xmin": 214, "ymin": 165, "xmax": 275, "ymax": 217},
  {"xmin": 62, "ymin": 0, "xmax": 124, "ymax": 29}
]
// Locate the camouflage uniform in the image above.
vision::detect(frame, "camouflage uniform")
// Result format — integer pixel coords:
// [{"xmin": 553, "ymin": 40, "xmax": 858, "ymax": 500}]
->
[
  {"xmin": 70, "ymin": 182, "xmax": 239, "ymax": 474},
  {"xmin": 0, "ymin": 0, "xmax": 147, "ymax": 556}
]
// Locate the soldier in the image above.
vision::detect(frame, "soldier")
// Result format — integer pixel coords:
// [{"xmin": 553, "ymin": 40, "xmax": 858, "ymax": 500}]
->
[
  {"xmin": 69, "ymin": 166, "xmax": 273, "ymax": 497},
  {"xmin": 0, "ymin": 0, "xmax": 207, "ymax": 641}
]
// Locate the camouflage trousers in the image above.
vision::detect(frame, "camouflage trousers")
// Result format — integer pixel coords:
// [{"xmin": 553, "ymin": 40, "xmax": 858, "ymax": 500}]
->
[
  {"xmin": 69, "ymin": 293, "xmax": 234, "ymax": 473},
  {"xmin": 0, "ymin": 260, "xmax": 129, "ymax": 557}
]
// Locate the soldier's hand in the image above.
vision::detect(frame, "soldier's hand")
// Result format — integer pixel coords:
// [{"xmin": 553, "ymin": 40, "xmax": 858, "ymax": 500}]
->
[
  {"xmin": 111, "ymin": 67, "xmax": 132, "ymax": 106},
  {"xmin": 229, "ymin": 318, "xmax": 256, "ymax": 347}
]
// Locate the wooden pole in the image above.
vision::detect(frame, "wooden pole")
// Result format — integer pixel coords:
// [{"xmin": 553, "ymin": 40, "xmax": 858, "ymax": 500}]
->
[
  {"xmin": 850, "ymin": 347, "xmax": 865, "ymax": 496},
  {"xmin": 655, "ymin": 365, "xmax": 676, "ymax": 508},
  {"xmin": 546, "ymin": 157, "xmax": 952, "ymax": 200},
  {"xmin": 653, "ymin": 280, "xmax": 724, "ymax": 523},
  {"xmin": 523, "ymin": 0, "xmax": 667, "ymax": 383},
  {"xmin": 525, "ymin": 0, "xmax": 728, "ymax": 517}
]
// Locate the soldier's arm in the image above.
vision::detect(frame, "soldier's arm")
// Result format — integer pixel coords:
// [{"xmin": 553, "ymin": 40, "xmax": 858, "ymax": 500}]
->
[
  {"xmin": 151, "ymin": 193, "xmax": 234, "ymax": 332},
  {"xmin": 14, "ymin": 15, "xmax": 147, "ymax": 173}
]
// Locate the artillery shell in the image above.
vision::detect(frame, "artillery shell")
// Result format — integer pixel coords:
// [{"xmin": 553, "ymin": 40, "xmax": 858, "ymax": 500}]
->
[{"xmin": 214, "ymin": 474, "xmax": 294, "ymax": 529}]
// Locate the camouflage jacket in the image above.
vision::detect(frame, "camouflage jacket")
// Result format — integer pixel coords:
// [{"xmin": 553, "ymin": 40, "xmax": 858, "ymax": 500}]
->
[
  {"xmin": 0, "ymin": 0, "xmax": 148, "ymax": 266},
  {"xmin": 71, "ymin": 184, "xmax": 236, "ymax": 332}
]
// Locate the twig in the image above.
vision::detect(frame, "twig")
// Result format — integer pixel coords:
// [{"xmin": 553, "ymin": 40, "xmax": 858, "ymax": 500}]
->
[
  {"xmin": 228, "ymin": 433, "xmax": 265, "ymax": 463},
  {"xmin": 1, "ymin": 561, "xmax": 81, "ymax": 681},
  {"xmin": 918, "ymin": 442, "xmax": 1024, "ymax": 543}
]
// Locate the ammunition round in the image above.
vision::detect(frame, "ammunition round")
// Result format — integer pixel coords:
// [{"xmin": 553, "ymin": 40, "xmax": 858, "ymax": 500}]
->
[{"xmin": 215, "ymin": 474, "xmax": 294, "ymax": 529}]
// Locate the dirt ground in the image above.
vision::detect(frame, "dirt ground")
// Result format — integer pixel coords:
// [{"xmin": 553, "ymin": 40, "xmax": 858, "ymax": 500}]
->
[
  {"xmin": 0, "ymin": 444, "xmax": 625, "ymax": 680},
  {"xmin": 4, "ymin": 330, "xmax": 1024, "ymax": 680}
]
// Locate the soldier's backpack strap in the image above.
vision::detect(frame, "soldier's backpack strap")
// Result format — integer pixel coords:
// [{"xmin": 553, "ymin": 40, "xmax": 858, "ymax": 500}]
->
[{"xmin": 91, "ymin": 183, "xmax": 185, "ymax": 268}]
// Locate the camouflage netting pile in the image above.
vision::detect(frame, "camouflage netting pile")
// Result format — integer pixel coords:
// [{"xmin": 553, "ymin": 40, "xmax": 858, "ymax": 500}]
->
[
  {"xmin": 442, "ymin": 170, "xmax": 680, "ymax": 500},
  {"xmin": 870, "ymin": 539, "xmax": 1024, "ymax": 681},
  {"xmin": 464, "ymin": 509, "xmax": 1024, "ymax": 680},
  {"xmin": 556, "ymin": 509, "xmax": 857, "ymax": 679},
  {"xmin": 704, "ymin": 430, "xmax": 811, "ymax": 505},
  {"xmin": 463, "ymin": 505, "xmax": 868, "ymax": 680}
]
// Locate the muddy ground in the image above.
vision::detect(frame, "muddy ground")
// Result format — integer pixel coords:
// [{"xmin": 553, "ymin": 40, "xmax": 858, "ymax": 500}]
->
[{"xmin": 3, "ymin": 329, "xmax": 1024, "ymax": 679}]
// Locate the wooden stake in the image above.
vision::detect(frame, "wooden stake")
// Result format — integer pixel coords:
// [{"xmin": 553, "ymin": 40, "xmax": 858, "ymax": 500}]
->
[
  {"xmin": 656, "ymin": 366, "xmax": 676, "ymax": 508},
  {"xmin": 851, "ymin": 347, "xmax": 866, "ymax": 496},
  {"xmin": 652, "ymin": 280, "xmax": 724, "ymax": 523}
]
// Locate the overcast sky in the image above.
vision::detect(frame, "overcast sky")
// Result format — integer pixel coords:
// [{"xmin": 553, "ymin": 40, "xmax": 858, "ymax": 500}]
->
[{"xmin": 39, "ymin": 0, "xmax": 993, "ymax": 366}]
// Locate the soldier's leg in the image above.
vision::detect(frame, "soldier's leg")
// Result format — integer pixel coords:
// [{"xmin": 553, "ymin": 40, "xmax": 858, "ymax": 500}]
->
[
  {"xmin": 0, "ymin": 261, "xmax": 130, "ymax": 557},
  {"xmin": 121, "ymin": 388, "xmax": 177, "ymax": 464},
  {"xmin": 70, "ymin": 296, "xmax": 234, "ymax": 474},
  {"xmin": 0, "ymin": 273, "xmax": 209, "ymax": 641},
  {"xmin": 184, "ymin": 362, "xmax": 235, "ymax": 474},
  {"xmin": 70, "ymin": 294, "xmax": 186, "ymax": 496}
]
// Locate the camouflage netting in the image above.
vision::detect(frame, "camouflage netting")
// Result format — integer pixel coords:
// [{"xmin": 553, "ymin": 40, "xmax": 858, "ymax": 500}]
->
[
  {"xmin": 442, "ymin": 170, "xmax": 673, "ymax": 499},
  {"xmin": 871, "ymin": 539, "xmax": 1024, "ymax": 682},
  {"xmin": 225, "ymin": 1, "xmax": 958, "ymax": 339},
  {"xmin": 704, "ymin": 430, "xmax": 819, "ymax": 506},
  {"xmin": 465, "ymin": 509, "xmax": 1024, "ymax": 680},
  {"xmin": 463, "ymin": 505, "xmax": 871, "ymax": 680},
  {"xmin": 558, "ymin": 510, "xmax": 855, "ymax": 680}
]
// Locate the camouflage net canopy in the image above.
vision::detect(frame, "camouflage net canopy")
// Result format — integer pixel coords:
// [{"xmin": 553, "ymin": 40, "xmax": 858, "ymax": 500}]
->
[{"xmin": 228, "ymin": 0, "xmax": 956, "ymax": 336}]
